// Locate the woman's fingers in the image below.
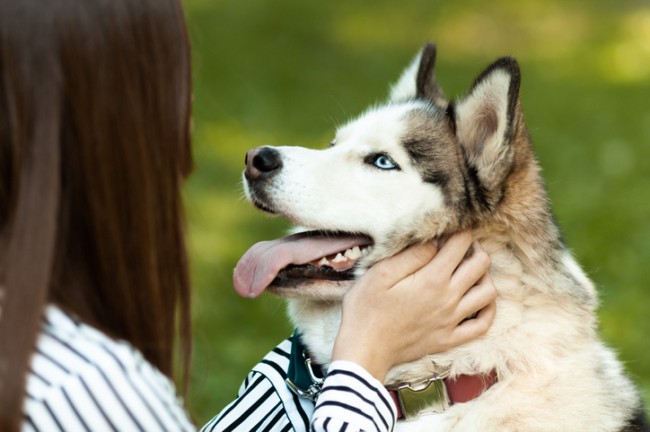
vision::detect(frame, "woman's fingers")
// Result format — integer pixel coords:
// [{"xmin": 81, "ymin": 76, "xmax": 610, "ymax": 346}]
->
[
  {"xmin": 404, "ymin": 232, "xmax": 484, "ymax": 301},
  {"xmin": 423, "ymin": 231, "xmax": 474, "ymax": 279},
  {"xmin": 455, "ymin": 274, "xmax": 497, "ymax": 321},
  {"xmin": 362, "ymin": 241, "xmax": 438, "ymax": 290},
  {"xmin": 392, "ymin": 231, "xmax": 473, "ymax": 298},
  {"xmin": 449, "ymin": 244, "xmax": 491, "ymax": 298},
  {"xmin": 451, "ymin": 298, "xmax": 497, "ymax": 345}
]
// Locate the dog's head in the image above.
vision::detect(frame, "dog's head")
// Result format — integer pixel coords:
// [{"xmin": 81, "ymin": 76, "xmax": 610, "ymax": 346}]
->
[{"xmin": 234, "ymin": 44, "xmax": 526, "ymax": 300}]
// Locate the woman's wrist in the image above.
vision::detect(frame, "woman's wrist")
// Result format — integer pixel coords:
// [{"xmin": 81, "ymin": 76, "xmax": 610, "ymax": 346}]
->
[{"xmin": 331, "ymin": 329, "xmax": 390, "ymax": 382}]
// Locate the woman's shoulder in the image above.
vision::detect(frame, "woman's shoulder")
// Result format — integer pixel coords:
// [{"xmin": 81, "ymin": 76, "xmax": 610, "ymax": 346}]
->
[
  {"xmin": 24, "ymin": 305, "xmax": 193, "ymax": 431},
  {"xmin": 29, "ymin": 305, "xmax": 157, "ymax": 390}
]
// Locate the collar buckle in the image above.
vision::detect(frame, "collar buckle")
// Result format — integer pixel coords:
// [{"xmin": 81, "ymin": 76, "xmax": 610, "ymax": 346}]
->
[{"xmin": 396, "ymin": 375, "xmax": 451, "ymax": 420}]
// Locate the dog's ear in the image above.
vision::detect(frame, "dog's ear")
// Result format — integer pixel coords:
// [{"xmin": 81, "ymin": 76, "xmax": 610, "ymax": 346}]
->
[
  {"xmin": 451, "ymin": 57, "xmax": 521, "ymax": 199},
  {"xmin": 415, "ymin": 43, "xmax": 447, "ymax": 106},
  {"xmin": 389, "ymin": 43, "xmax": 447, "ymax": 106}
]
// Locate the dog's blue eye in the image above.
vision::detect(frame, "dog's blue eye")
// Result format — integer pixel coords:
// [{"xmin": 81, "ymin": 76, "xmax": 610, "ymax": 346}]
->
[
  {"xmin": 372, "ymin": 154, "xmax": 398, "ymax": 170},
  {"xmin": 363, "ymin": 153, "xmax": 400, "ymax": 170}
]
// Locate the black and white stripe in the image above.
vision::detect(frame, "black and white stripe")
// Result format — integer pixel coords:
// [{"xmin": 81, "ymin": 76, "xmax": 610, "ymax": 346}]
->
[
  {"xmin": 24, "ymin": 306, "xmax": 194, "ymax": 432},
  {"xmin": 311, "ymin": 362, "xmax": 396, "ymax": 432},
  {"xmin": 25, "ymin": 307, "xmax": 395, "ymax": 432},
  {"xmin": 201, "ymin": 340, "xmax": 396, "ymax": 432},
  {"xmin": 201, "ymin": 338, "xmax": 313, "ymax": 432}
]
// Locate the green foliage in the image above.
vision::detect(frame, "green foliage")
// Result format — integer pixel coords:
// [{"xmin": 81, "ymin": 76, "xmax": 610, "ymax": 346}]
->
[{"xmin": 183, "ymin": 0, "xmax": 650, "ymax": 423}]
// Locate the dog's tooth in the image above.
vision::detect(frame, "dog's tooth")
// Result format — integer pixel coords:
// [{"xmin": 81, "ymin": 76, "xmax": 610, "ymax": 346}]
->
[
  {"xmin": 345, "ymin": 246, "xmax": 362, "ymax": 260},
  {"xmin": 332, "ymin": 253, "xmax": 346, "ymax": 263},
  {"xmin": 318, "ymin": 257, "xmax": 330, "ymax": 266}
]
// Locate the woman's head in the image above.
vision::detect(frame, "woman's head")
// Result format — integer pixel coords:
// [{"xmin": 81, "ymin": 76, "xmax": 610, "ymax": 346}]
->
[{"xmin": 0, "ymin": 0, "xmax": 192, "ymax": 426}]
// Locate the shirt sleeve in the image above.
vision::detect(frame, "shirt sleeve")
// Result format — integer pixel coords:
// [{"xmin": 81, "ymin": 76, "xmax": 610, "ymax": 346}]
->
[
  {"xmin": 311, "ymin": 361, "xmax": 397, "ymax": 432},
  {"xmin": 201, "ymin": 338, "xmax": 313, "ymax": 432},
  {"xmin": 201, "ymin": 370, "xmax": 295, "ymax": 432}
]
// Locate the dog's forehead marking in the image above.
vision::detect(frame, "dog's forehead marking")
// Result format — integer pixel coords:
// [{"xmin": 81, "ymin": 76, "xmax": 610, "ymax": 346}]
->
[
  {"xmin": 335, "ymin": 101, "xmax": 429, "ymax": 152},
  {"xmin": 395, "ymin": 108, "xmax": 459, "ymax": 183}
]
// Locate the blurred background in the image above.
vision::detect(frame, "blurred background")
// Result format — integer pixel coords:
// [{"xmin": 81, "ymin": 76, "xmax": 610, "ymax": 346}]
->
[{"xmin": 183, "ymin": 0, "xmax": 650, "ymax": 423}]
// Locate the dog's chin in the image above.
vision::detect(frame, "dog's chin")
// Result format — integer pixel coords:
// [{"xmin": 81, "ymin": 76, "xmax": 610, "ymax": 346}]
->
[
  {"xmin": 267, "ymin": 263, "xmax": 361, "ymax": 300},
  {"xmin": 268, "ymin": 278, "xmax": 355, "ymax": 301},
  {"xmin": 251, "ymin": 197, "xmax": 278, "ymax": 216}
]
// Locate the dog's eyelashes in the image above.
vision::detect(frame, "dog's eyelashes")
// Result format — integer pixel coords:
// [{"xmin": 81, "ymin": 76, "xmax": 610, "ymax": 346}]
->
[{"xmin": 365, "ymin": 153, "xmax": 400, "ymax": 171}]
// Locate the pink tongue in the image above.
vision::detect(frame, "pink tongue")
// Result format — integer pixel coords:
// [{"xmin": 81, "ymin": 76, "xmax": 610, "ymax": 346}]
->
[{"xmin": 233, "ymin": 232, "xmax": 371, "ymax": 298}]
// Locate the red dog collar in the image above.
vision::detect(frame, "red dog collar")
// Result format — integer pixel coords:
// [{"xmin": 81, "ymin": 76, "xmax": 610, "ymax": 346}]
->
[{"xmin": 388, "ymin": 371, "xmax": 497, "ymax": 420}]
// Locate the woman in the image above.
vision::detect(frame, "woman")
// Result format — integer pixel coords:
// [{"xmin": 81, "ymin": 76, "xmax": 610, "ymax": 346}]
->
[
  {"xmin": 0, "ymin": 0, "xmax": 496, "ymax": 431},
  {"xmin": 1, "ymin": 1, "xmax": 192, "ymax": 429}
]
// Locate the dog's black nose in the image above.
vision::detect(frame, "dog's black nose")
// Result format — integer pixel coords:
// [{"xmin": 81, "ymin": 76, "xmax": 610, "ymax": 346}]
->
[{"xmin": 245, "ymin": 147, "xmax": 282, "ymax": 180}]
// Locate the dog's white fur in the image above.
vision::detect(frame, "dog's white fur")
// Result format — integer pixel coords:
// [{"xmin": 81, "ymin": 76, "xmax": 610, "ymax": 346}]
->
[
  {"xmin": 243, "ymin": 47, "xmax": 644, "ymax": 431},
  {"xmin": 265, "ymin": 103, "xmax": 445, "ymax": 255}
]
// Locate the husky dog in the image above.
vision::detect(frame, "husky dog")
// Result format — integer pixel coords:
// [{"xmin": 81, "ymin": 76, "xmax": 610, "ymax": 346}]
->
[{"xmin": 234, "ymin": 44, "xmax": 648, "ymax": 431}]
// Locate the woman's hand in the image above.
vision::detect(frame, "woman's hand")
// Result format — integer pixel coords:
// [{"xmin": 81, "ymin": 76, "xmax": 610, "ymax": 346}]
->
[{"xmin": 331, "ymin": 231, "xmax": 497, "ymax": 382}]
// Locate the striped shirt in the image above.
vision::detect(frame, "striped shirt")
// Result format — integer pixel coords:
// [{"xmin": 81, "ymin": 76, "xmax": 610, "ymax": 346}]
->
[
  {"xmin": 201, "ymin": 338, "xmax": 397, "ymax": 432},
  {"xmin": 24, "ymin": 306, "xmax": 395, "ymax": 431},
  {"xmin": 23, "ymin": 305, "xmax": 194, "ymax": 432}
]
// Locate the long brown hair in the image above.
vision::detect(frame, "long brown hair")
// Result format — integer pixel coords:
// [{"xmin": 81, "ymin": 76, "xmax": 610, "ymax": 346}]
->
[{"xmin": 0, "ymin": 0, "xmax": 193, "ymax": 429}]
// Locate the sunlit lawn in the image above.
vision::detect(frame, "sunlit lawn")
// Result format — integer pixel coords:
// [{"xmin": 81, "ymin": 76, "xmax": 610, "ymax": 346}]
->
[{"xmin": 183, "ymin": 0, "xmax": 650, "ymax": 423}]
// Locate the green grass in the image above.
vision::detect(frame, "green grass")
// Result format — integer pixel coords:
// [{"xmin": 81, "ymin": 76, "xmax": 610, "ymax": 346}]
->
[{"xmin": 183, "ymin": 0, "xmax": 650, "ymax": 423}]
